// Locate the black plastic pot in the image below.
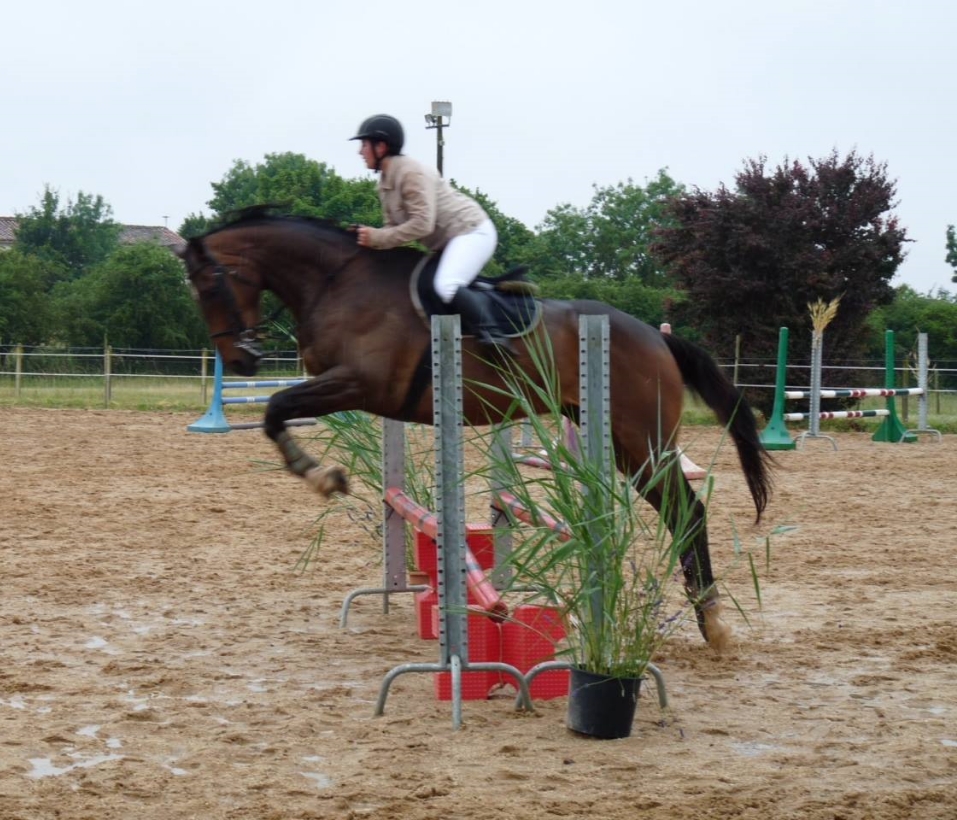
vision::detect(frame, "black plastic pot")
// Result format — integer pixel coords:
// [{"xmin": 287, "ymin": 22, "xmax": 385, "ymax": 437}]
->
[{"xmin": 566, "ymin": 667, "xmax": 642, "ymax": 739}]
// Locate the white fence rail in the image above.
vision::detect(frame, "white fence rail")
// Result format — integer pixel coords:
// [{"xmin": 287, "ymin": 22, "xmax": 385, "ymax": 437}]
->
[
  {"xmin": 2, "ymin": 344, "xmax": 956, "ymax": 418},
  {"xmin": 0, "ymin": 345, "xmax": 306, "ymax": 407}
]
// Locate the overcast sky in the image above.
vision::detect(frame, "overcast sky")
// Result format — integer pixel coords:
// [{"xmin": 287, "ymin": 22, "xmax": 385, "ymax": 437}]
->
[{"xmin": 3, "ymin": 1, "xmax": 954, "ymax": 294}]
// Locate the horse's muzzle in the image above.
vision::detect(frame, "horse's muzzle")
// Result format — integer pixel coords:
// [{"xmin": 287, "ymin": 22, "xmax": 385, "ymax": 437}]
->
[
  {"xmin": 235, "ymin": 331, "xmax": 264, "ymax": 363},
  {"xmin": 226, "ymin": 332, "xmax": 262, "ymax": 377},
  {"xmin": 231, "ymin": 357, "xmax": 259, "ymax": 378}
]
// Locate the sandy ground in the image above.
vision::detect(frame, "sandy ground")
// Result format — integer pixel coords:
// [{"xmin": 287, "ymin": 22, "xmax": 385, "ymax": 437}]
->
[{"xmin": 1, "ymin": 407, "xmax": 956, "ymax": 820}]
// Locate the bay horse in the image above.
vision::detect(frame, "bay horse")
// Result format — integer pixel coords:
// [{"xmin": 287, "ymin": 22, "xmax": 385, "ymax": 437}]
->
[{"xmin": 175, "ymin": 209, "xmax": 772, "ymax": 649}]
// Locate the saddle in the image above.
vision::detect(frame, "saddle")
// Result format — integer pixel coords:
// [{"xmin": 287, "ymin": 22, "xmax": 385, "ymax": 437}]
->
[{"xmin": 409, "ymin": 253, "xmax": 542, "ymax": 339}]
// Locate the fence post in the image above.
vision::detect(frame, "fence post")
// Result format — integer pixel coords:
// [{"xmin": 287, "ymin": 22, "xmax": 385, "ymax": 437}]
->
[
  {"xmin": 14, "ymin": 344, "xmax": 23, "ymax": 401},
  {"xmin": 733, "ymin": 334, "xmax": 741, "ymax": 387},
  {"xmin": 104, "ymin": 345, "xmax": 112, "ymax": 408},
  {"xmin": 200, "ymin": 348, "xmax": 209, "ymax": 404}
]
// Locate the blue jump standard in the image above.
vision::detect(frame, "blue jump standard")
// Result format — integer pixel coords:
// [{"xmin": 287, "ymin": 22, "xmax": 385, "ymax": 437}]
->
[{"xmin": 188, "ymin": 352, "xmax": 307, "ymax": 433}]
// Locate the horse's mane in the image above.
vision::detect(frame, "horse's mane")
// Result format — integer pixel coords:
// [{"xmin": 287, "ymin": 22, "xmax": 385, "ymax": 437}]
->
[
  {"xmin": 201, "ymin": 205, "xmax": 356, "ymax": 242},
  {"xmin": 199, "ymin": 204, "xmax": 423, "ymax": 266}
]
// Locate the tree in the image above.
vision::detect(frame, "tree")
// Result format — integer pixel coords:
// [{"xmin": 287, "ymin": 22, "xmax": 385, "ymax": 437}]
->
[
  {"xmin": 520, "ymin": 203, "xmax": 591, "ymax": 280},
  {"xmin": 14, "ymin": 186, "xmax": 121, "ymax": 282},
  {"xmin": 946, "ymin": 225, "xmax": 957, "ymax": 283},
  {"xmin": 178, "ymin": 212, "xmax": 212, "ymax": 240},
  {"xmin": 534, "ymin": 273, "xmax": 679, "ymax": 330},
  {"xmin": 203, "ymin": 152, "xmax": 381, "ymax": 226},
  {"xmin": 525, "ymin": 170, "xmax": 685, "ymax": 284},
  {"xmin": 53, "ymin": 244, "xmax": 207, "ymax": 348},
  {"xmin": 653, "ymin": 150, "xmax": 908, "ymax": 376},
  {"xmin": 449, "ymin": 183, "xmax": 536, "ymax": 276},
  {"xmin": 868, "ymin": 285, "xmax": 957, "ymax": 369},
  {"xmin": 0, "ymin": 250, "xmax": 54, "ymax": 344}
]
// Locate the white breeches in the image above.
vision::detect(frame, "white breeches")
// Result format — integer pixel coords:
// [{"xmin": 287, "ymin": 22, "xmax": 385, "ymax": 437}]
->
[{"xmin": 434, "ymin": 218, "xmax": 498, "ymax": 303}]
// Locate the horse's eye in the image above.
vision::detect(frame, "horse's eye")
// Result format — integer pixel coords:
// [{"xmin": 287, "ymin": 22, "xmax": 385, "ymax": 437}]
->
[{"xmin": 190, "ymin": 270, "xmax": 218, "ymax": 297}]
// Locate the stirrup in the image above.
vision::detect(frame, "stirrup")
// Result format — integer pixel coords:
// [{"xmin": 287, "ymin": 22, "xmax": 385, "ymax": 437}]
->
[{"xmin": 477, "ymin": 329, "xmax": 516, "ymax": 355}]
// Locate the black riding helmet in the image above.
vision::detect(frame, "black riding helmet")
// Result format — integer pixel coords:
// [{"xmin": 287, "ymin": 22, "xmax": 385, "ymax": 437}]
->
[{"xmin": 349, "ymin": 114, "xmax": 404, "ymax": 156}]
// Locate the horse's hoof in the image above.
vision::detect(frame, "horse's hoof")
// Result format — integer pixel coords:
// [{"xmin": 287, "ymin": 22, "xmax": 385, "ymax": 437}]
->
[
  {"xmin": 703, "ymin": 604, "xmax": 733, "ymax": 653},
  {"xmin": 304, "ymin": 466, "xmax": 350, "ymax": 497}
]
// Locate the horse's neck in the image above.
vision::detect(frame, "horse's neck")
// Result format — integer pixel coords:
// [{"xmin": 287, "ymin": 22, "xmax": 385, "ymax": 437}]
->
[
  {"xmin": 259, "ymin": 236, "xmax": 417, "ymax": 319},
  {"xmin": 252, "ymin": 236, "xmax": 343, "ymax": 315}
]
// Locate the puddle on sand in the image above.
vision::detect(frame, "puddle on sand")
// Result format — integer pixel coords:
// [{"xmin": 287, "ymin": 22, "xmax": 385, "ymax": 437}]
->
[
  {"xmin": 300, "ymin": 756, "xmax": 332, "ymax": 789},
  {"xmin": 27, "ymin": 754, "xmax": 124, "ymax": 779}
]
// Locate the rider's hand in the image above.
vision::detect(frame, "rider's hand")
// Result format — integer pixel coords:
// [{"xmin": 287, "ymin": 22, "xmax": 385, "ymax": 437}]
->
[{"xmin": 355, "ymin": 225, "xmax": 372, "ymax": 247}]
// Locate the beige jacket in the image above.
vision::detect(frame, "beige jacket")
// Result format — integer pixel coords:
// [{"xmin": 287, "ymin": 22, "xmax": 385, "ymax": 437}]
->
[{"xmin": 364, "ymin": 155, "xmax": 488, "ymax": 251}]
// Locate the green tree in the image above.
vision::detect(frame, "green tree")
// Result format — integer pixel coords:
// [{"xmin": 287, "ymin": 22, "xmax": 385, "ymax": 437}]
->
[
  {"xmin": 526, "ymin": 170, "xmax": 685, "ymax": 283},
  {"xmin": 521, "ymin": 203, "xmax": 591, "ymax": 280},
  {"xmin": 868, "ymin": 285, "xmax": 957, "ymax": 364},
  {"xmin": 450, "ymin": 183, "xmax": 536, "ymax": 276},
  {"xmin": 14, "ymin": 186, "xmax": 121, "ymax": 282},
  {"xmin": 53, "ymin": 244, "xmax": 207, "ymax": 348},
  {"xmin": 653, "ymin": 150, "xmax": 907, "ymax": 374},
  {"xmin": 178, "ymin": 212, "xmax": 212, "ymax": 240},
  {"xmin": 535, "ymin": 273, "xmax": 679, "ymax": 329},
  {"xmin": 0, "ymin": 250, "xmax": 55, "ymax": 344},
  {"xmin": 946, "ymin": 225, "xmax": 957, "ymax": 283},
  {"xmin": 204, "ymin": 152, "xmax": 380, "ymax": 226}
]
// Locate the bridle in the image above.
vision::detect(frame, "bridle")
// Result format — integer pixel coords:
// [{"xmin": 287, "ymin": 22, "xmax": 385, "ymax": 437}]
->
[
  {"xmin": 196, "ymin": 262, "xmax": 274, "ymax": 362},
  {"xmin": 189, "ymin": 230, "xmax": 358, "ymax": 360}
]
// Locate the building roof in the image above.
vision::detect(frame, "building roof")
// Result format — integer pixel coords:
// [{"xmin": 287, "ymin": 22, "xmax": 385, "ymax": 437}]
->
[
  {"xmin": 118, "ymin": 224, "xmax": 184, "ymax": 247},
  {"xmin": 0, "ymin": 217, "xmax": 184, "ymax": 248},
  {"xmin": 0, "ymin": 216, "xmax": 17, "ymax": 244}
]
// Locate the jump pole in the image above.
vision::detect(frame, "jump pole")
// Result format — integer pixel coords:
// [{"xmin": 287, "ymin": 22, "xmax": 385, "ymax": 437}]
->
[
  {"xmin": 509, "ymin": 323, "xmax": 706, "ymax": 479},
  {"xmin": 373, "ymin": 315, "xmax": 533, "ymax": 729},
  {"xmin": 760, "ymin": 328, "xmax": 939, "ymax": 449}
]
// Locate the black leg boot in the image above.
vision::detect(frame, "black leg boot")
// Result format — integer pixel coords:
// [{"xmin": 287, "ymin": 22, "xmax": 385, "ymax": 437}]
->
[{"xmin": 449, "ymin": 287, "xmax": 515, "ymax": 355}]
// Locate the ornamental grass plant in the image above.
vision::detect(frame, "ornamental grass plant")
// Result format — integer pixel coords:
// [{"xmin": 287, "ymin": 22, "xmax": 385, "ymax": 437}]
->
[{"xmin": 469, "ymin": 333, "xmax": 705, "ymax": 680}]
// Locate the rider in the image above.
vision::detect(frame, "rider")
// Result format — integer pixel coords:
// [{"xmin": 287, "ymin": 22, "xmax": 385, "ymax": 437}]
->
[{"xmin": 349, "ymin": 114, "xmax": 513, "ymax": 353}]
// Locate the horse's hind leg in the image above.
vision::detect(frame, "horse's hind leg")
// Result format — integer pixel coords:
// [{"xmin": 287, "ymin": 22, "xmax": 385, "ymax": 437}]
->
[{"xmin": 642, "ymin": 469, "xmax": 732, "ymax": 652}]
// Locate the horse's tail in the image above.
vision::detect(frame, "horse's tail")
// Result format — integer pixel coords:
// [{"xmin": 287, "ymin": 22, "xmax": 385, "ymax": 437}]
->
[{"xmin": 661, "ymin": 332, "xmax": 773, "ymax": 521}]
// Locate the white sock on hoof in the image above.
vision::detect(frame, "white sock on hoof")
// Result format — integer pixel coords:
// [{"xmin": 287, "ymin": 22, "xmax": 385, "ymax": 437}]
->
[
  {"xmin": 704, "ymin": 603, "xmax": 733, "ymax": 654},
  {"xmin": 304, "ymin": 466, "xmax": 348, "ymax": 497}
]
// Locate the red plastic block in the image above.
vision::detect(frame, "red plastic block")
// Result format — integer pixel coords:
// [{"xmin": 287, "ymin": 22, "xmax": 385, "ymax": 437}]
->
[
  {"xmin": 432, "ymin": 605, "xmax": 502, "ymax": 701},
  {"xmin": 414, "ymin": 531, "xmax": 438, "ymax": 586},
  {"xmin": 465, "ymin": 526, "xmax": 496, "ymax": 570},
  {"xmin": 414, "ymin": 586, "xmax": 438, "ymax": 640},
  {"xmin": 501, "ymin": 605, "xmax": 569, "ymax": 700}
]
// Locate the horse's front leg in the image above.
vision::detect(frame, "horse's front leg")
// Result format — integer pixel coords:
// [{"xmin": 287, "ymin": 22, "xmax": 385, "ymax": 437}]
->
[{"xmin": 262, "ymin": 367, "xmax": 365, "ymax": 497}]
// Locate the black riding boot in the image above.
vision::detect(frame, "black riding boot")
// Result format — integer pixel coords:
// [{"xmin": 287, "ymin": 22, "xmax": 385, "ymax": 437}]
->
[{"xmin": 449, "ymin": 287, "xmax": 515, "ymax": 355}]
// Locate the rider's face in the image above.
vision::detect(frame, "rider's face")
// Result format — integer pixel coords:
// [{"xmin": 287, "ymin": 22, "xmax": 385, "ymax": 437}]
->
[{"xmin": 359, "ymin": 139, "xmax": 382, "ymax": 170}]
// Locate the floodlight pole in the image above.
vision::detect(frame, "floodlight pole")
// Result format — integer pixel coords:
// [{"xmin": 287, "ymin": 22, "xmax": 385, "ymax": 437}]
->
[
  {"xmin": 425, "ymin": 101, "xmax": 452, "ymax": 177},
  {"xmin": 435, "ymin": 118, "xmax": 445, "ymax": 176}
]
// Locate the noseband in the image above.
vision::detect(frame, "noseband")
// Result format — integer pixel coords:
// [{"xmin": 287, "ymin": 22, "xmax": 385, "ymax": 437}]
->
[{"xmin": 202, "ymin": 264, "xmax": 267, "ymax": 361}]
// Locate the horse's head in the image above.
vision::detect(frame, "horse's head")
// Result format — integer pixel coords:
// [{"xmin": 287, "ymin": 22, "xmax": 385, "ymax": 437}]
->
[{"xmin": 175, "ymin": 236, "xmax": 265, "ymax": 377}]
